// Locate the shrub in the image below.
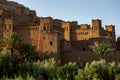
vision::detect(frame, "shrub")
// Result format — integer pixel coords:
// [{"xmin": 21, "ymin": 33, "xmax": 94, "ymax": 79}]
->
[
  {"xmin": 75, "ymin": 60, "xmax": 120, "ymax": 80},
  {"xmin": 0, "ymin": 49, "xmax": 14, "ymax": 78}
]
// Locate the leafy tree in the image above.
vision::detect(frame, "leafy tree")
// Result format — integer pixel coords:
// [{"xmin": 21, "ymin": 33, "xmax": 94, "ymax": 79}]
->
[
  {"xmin": 18, "ymin": 43, "xmax": 40, "ymax": 62},
  {"xmin": 0, "ymin": 32, "xmax": 40, "ymax": 78},
  {"xmin": 89, "ymin": 41, "xmax": 115, "ymax": 59},
  {"xmin": 61, "ymin": 62, "xmax": 78, "ymax": 80},
  {"xmin": 0, "ymin": 49, "xmax": 14, "ymax": 78},
  {"xmin": 0, "ymin": 32, "xmax": 40, "ymax": 64},
  {"xmin": 0, "ymin": 32, "xmax": 22, "ymax": 65}
]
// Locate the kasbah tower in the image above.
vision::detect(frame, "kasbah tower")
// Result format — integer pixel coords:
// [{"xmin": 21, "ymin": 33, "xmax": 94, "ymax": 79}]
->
[{"xmin": 0, "ymin": 0, "xmax": 120, "ymax": 64}]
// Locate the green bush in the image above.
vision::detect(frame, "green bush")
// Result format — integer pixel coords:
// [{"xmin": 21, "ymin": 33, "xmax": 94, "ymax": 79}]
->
[
  {"xmin": 0, "ymin": 49, "xmax": 14, "ymax": 78},
  {"xmin": 44, "ymin": 62, "xmax": 78, "ymax": 80},
  {"xmin": 75, "ymin": 60, "xmax": 120, "ymax": 80},
  {"xmin": 115, "ymin": 74, "xmax": 120, "ymax": 80},
  {"xmin": 1, "ymin": 48, "xmax": 120, "ymax": 80},
  {"xmin": 61, "ymin": 62, "xmax": 78, "ymax": 80},
  {"xmin": 76, "ymin": 57, "xmax": 86, "ymax": 69}
]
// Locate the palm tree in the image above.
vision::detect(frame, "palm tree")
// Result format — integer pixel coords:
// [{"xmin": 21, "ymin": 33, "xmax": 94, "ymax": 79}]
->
[
  {"xmin": 0, "ymin": 32, "xmax": 22, "ymax": 64},
  {"xmin": 0, "ymin": 32, "xmax": 40, "ymax": 77},
  {"xmin": 89, "ymin": 41, "xmax": 115, "ymax": 59},
  {"xmin": 0, "ymin": 32, "xmax": 40, "ymax": 64}
]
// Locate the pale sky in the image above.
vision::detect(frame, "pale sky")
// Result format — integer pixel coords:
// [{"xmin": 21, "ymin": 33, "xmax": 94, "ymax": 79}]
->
[{"xmin": 9, "ymin": 0, "xmax": 120, "ymax": 38}]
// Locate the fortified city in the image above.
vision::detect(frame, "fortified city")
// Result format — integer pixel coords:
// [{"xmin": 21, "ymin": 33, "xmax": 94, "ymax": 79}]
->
[{"xmin": 0, "ymin": 0, "xmax": 120, "ymax": 63}]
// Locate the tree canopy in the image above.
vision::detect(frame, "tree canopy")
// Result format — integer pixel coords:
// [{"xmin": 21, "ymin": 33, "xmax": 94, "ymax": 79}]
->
[{"xmin": 89, "ymin": 41, "xmax": 115, "ymax": 59}]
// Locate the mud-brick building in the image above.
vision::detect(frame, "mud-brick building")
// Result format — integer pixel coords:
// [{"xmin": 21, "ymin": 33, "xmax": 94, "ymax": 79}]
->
[{"xmin": 0, "ymin": 0, "xmax": 120, "ymax": 63}]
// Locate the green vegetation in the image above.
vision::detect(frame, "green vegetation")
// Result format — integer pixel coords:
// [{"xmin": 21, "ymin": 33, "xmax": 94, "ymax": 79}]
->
[
  {"xmin": 0, "ymin": 33, "xmax": 119, "ymax": 80},
  {"xmin": 89, "ymin": 41, "xmax": 115, "ymax": 59},
  {"xmin": 75, "ymin": 60, "xmax": 120, "ymax": 80}
]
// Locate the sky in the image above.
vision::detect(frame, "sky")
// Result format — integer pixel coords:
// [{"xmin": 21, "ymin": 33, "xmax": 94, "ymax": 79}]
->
[{"xmin": 9, "ymin": 0, "xmax": 120, "ymax": 38}]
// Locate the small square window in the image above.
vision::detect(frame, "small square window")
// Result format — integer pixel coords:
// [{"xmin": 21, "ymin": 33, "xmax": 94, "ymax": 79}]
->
[
  {"xmin": 9, "ymin": 25, "xmax": 11, "ymax": 29},
  {"xmin": 43, "ymin": 27, "xmax": 46, "ymax": 30},
  {"xmin": 43, "ymin": 37, "xmax": 45, "ymax": 40},
  {"xmin": 83, "ymin": 48, "xmax": 86, "ymax": 51},
  {"xmin": 50, "ymin": 41, "xmax": 53, "ymax": 45}
]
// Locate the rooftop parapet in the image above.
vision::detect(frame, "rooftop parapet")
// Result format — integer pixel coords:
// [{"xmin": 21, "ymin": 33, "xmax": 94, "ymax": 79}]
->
[
  {"xmin": 92, "ymin": 19, "xmax": 102, "ymax": 28},
  {"xmin": 80, "ymin": 24, "xmax": 90, "ymax": 29},
  {"xmin": 105, "ymin": 25, "xmax": 115, "ymax": 32}
]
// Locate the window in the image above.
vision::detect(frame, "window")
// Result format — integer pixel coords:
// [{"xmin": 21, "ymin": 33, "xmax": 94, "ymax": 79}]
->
[
  {"xmin": 50, "ymin": 41, "xmax": 53, "ymax": 45},
  {"xmin": 110, "ymin": 33, "xmax": 113, "ymax": 36},
  {"xmin": 43, "ymin": 37, "xmax": 45, "ymax": 40},
  {"xmin": 8, "ymin": 14, "xmax": 11, "ymax": 18},
  {"xmin": 9, "ymin": 25, "xmax": 11, "ymax": 29},
  {"xmin": 34, "ymin": 21, "xmax": 37, "ymax": 24},
  {"xmin": 83, "ymin": 48, "xmax": 86, "ymax": 51},
  {"xmin": 66, "ymin": 27, "xmax": 69, "ymax": 31},
  {"xmin": 119, "ymin": 58, "xmax": 120, "ymax": 61},
  {"xmin": 30, "ymin": 13, "xmax": 32, "ymax": 16},
  {"xmin": 4, "ymin": 25, "xmax": 6, "ymax": 29},
  {"xmin": 6, "ymin": 30, "xmax": 9, "ymax": 32},
  {"xmin": 43, "ymin": 27, "xmax": 46, "ymax": 30}
]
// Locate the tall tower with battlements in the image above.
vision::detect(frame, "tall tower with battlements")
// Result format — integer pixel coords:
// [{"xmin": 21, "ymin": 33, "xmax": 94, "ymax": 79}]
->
[
  {"xmin": 91, "ymin": 19, "xmax": 102, "ymax": 38},
  {"xmin": 62, "ymin": 21, "xmax": 71, "ymax": 41}
]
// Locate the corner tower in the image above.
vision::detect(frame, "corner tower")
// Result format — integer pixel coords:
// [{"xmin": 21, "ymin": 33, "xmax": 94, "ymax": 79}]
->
[
  {"xmin": 105, "ymin": 25, "xmax": 115, "ymax": 38},
  {"xmin": 105, "ymin": 25, "xmax": 116, "ymax": 47}
]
